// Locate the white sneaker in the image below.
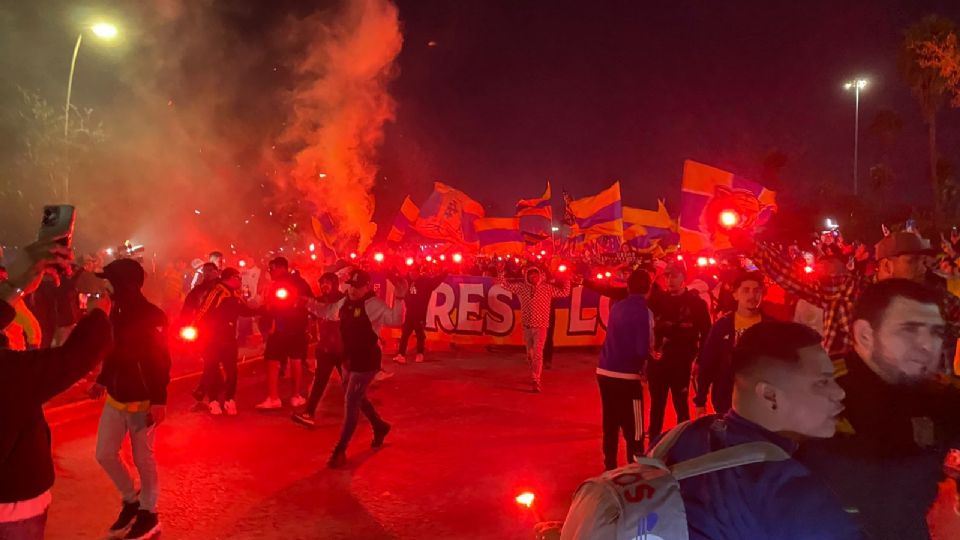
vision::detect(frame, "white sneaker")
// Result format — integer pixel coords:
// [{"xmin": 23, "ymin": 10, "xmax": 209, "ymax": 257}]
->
[
  {"xmin": 223, "ymin": 400, "xmax": 238, "ymax": 416},
  {"xmin": 374, "ymin": 369, "xmax": 395, "ymax": 382},
  {"xmin": 415, "ymin": 353, "xmax": 425, "ymax": 363},
  {"xmin": 290, "ymin": 395, "xmax": 306, "ymax": 408},
  {"xmin": 255, "ymin": 397, "xmax": 282, "ymax": 410},
  {"xmin": 208, "ymin": 401, "xmax": 223, "ymax": 415},
  {"xmin": 393, "ymin": 354, "xmax": 407, "ymax": 364}
]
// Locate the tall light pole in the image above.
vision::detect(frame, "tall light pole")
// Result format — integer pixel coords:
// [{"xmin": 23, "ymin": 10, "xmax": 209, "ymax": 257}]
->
[
  {"xmin": 64, "ymin": 21, "xmax": 118, "ymax": 201},
  {"xmin": 844, "ymin": 78, "xmax": 868, "ymax": 196}
]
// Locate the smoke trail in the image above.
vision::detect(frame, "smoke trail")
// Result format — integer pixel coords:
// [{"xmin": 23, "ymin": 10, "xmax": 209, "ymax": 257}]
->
[{"xmin": 270, "ymin": 0, "xmax": 403, "ymax": 254}]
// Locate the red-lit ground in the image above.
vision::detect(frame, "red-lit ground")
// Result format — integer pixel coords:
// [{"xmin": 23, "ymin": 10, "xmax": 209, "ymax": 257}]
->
[{"xmin": 45, "ymin": 349, "xmax": 960, "ymax": 539}]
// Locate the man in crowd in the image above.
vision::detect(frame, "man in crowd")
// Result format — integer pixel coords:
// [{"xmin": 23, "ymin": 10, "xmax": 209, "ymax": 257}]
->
[
  {"xmin": 0, "ymin": 240, "xmax": 113, "ymax": 540},
  {"xmin": 306, "ymin": 269, "xmax": 407, "ymax": 468},
  {"xmin": 694, "ymin": 271, "xmax": 769, "ymax": 417},
  {"xmin": 256, "ymin": 257, "xmax": 314, "ymax": 410},
  {"xmin": 88, "ymin": 259, "xmax": 171, "ymax": 539},
  {"xmin": 182, "ymin": 262, "xmax": 220, "ymax": 404},
  {"xmin": 192, "ymin": 267, "xmax": 256, "ymax": 416},
  {"xmin": 0, "ymin": 265, "xmax": 42, "ymax": 350},
  {"xmin": 596, "ymin": 269, "xmax": 655, "ymax": 470},
  {"xmin": 394, "ymin": 265, "xmax": 444, "ymax": 364},
  {"xmin": 647, "ymin": 262, "xmax": 711, "ymax": 442},
  {"xmin": 292, "ymin": 272, "xmax": 345, "ymax": 427},
  {"xmin": 798, "ymin": 279, "xmax": 960, "ymax": 539},
  {"xmin": 497, "ymin": 266, "xmax": 571, "ymax": 392}
]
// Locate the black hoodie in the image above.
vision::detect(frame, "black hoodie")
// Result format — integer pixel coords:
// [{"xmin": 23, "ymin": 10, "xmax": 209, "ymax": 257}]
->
[{"xmin": 96, "ymin": 292, "xmax": 171, "ymax": 405}]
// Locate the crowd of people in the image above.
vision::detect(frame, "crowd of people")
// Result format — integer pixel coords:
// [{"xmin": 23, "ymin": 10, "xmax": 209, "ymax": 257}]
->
[{"xmin": 4, "ymin": 219, "xmax": 960, "ymax": 539}]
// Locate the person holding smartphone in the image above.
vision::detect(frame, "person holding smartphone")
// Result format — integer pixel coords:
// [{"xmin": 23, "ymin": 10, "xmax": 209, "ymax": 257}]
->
[{"xmin": 88, "ymin": 259, "xmax": 171, "ymax": 540}]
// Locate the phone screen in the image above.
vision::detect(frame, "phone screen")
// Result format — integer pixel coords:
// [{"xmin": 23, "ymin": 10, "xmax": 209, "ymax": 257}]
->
[{"xmin": 39, "ymin": 205, "xmax": 76, "ymax": 247}]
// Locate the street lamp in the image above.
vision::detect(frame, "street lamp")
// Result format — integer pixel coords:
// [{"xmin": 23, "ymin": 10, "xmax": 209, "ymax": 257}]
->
[
  {"xmin": 843, "ymin": 78, "xmax": 868, "ymax": 196},
  {"xmin": 63, "ymin": 21, "xmax": 118, "ymax": 201}
]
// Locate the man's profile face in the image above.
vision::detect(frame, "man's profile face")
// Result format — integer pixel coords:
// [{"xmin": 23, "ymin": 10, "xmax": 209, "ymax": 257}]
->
[
  {"xmin": 734, "ymin": 279, "xmax": 764, "ymax": 312},
  {"xmin": 767, "ymin": 345, "xmax": 845, "ymax": 439},
  {"xmin": 860, "ymin": 297, "xmax": 944, "ymax": 384},
  {"xmin": 884, "ymin": 254, "xmax": 926, "ymax": 283}
]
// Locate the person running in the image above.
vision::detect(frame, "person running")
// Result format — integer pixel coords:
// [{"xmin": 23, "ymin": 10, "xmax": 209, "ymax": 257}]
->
[
  {"xmin": 192, "ymin": 267, "xmax": 256, "ymax": 416},
  {"xmin": 497, "ymin": 266, "xmax": 571, "ymax": 392},
  {"xmin": 255, "ymin": 257, "xmax": 314, "ymax": 410},
  {"xmin": 305, "ymin": 269, "xmax": 408, "ymax": 468},
  {"xmin": 394, "ymin": 265, "xmax": 444, "ymax": 364},
  {"xmin": 596, "ymin": 268, "xmax": 655, "ymax": 470},
  {"xmin": 292, "ymin": 272, "xmax": 345, "ymax": 427},
  {"xmin": 647, "ymin": 262, "xmax": 711, "ymax": 442},
  {"xmin": 694, "ymin": 271, "xmax": 769, "ymax": 417},
  {"xmin": 88, "ymin": 259, "xmax": 171, "ymax": 540}
]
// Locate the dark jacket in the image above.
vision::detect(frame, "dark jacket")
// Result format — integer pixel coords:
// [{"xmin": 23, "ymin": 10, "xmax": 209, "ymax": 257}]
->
[
  {"xmin": 582, "ymin": 279, "xmax": 628, "ymax": 302},
  {"xmin": 649, "ymin": 287, "xmax": 711, "ymax": 360},
  {"xmin": 404, "ymin": 275, "xmax": 444, "ymax": 321},
  {"xmin": 181, "ymin": 280, "xmax": 216, "ymax": 320},
  {"xmin": 694, "ymin": 311, "xmax": 772, "ymax": 413},
  {"xmin": 194, "ymin": 282, "xmax": 256, "ymax": 344},
  {"xmin": 662, "ymin": 412, "xmax": 864, "ymax": 540},
  {"xmin": 96, "ymin": 293, "xmax": 171, "ymax": 405},
  {"xmin": 263, "ymin": 273, "xmax": 314, "ymax": 336},
  {"xmin": 797, "ymin": 352, "xmax": 960, "ymax": 539},
  {"xmin": 0, "ymin": 303, "xmax": 112, "ymax": 503},
  {"xmin": 598, "ymin": 293, "xmax": 652, "ymax": 378}
]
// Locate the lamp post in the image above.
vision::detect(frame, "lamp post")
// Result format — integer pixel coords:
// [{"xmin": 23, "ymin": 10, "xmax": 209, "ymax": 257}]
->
[
  {"xmin": 843, "ymin": 78, "xmax": 868, "ymax": 196},
  {"xmin": 64, "ymin": 21, "xmax": 118, "ymax": 201}
]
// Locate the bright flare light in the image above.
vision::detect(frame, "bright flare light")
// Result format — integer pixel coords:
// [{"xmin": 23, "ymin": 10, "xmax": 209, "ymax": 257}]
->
[
  {"xmin": 310, "ymin": 253, "xmax": 318, "ymax": 261},
  {"xmin": 844, "ymin": 78, "xmax": 868, "ymax": 91},
  {"xmin": 452, "ymin": 253, "xmax": 463, "ymax": 263},
  {"xmin": 708, "ymin": 257, "xmax": 717, "ymax": 265},
  {"xmin": 179, "ymin": 326, "xmax": 198, "ymax": 342},
  {"xmin": 604, "ymin": 271, "xmax": 612, "ymax": 278},
  {"xmin": 405, "ymin": 257, "xmax": 415, "ymax": 266},
  {"xmin": 238, "ymin": 260, "xmax": 247, "ymax": 268},
  {"xmin": 558, "ymin": 264, "xmax": 568, "ymax": 273},
  {"xmin": 425, "ymin": 255, "xmax": 433, "ymax": 262},
  {"xmin": 696, "ymin": 256, "xmax": 708, "ymax": 267},
  {"xmin": 309, "ymin": 243, "xmax": 316, "ymax": 252},
  {"xmin": 515, "ymin": 492, "xmax": 535, "ymax": 508},
  {"xmin": 719, "ymin": 210, "xmax": 739, "ymax": 228},
  {"xmin": 804, "ymin": 265, "xmax": 814, "ymax": 274},
  {"xmin": 677, "ymin": 254, "xmax": 684, "ymax": 261},
  {"xmin": 374, "ymin": 252, "xmax": 385, "ymax": 263},
  {"xmin": 439, "ymin": 254, "xmax": 446, "ymax": 262},
  {"xmin": 275, "ymin": 288, "xmax": 289, "ymax": 300},
  {"xmin": 540, "ymin": 250, "xmax": 547, "ymax": 256},
  {"xmin": 91, "ymin": 22, "xmax": 118, "ymax": 40},
  {"xmin": 596, "ymin": 272, "xmax": 604, "ymax": 280},
  {"xmin": 349, "ymin": 252, "xmax": 357, "ymax": 260}
]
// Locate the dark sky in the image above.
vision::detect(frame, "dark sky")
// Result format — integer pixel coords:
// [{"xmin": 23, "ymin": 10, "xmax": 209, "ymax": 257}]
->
[{"xmin": 378, "ymin": 0, "xmax": 960, "ymax": 218}]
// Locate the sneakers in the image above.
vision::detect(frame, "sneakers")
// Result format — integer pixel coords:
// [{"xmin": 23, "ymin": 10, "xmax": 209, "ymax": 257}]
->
[
  {"xmin": 208, "ymin": 401, "xmax": 223, "ymax": 415},
  {"xmin": 372, "ymin": 423, "xmax": 391, "ymax": 448},
  {"xmin": 327, "ymin": 450, "xmax": 347, "ymax": 469},
  {"xmin": 255, "ymin": 397, "xmax": 282, "ymax": 410},
  {"xmin": 290, "ymin": 395, "xmax": 306, "ymax": 408},
  {"xmin": 393, "ymin": 354, "xmax": 407, "ymax": 364},
  {"xmin": 124, "ymin": 510, "xmax": 160, "ymax": 539},
  {"xmin": 291, "ymin": 412, "xmax": 316, "ymax": 428},
  {"xmin": 374, "ymin": 369, "xmax": 395, "ymax": 382},
  {"xmin": 223, "ymin": 400, "xmax": 238, "ymax": 416},
  {"xmin": 108, "ymin": 499, "xmax": 140, "ymax": 536},
  {"xmin": 532, "ymin": 382, "xmax": 542, "ymax": 393},
  {"xmin": 414, "ymin": 353, "xmax": 424, "ymax": 363}
]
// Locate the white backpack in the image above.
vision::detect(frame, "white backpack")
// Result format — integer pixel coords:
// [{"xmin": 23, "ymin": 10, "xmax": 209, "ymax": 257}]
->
[{"xmin": 559, "ymin": 420, "xmax": 790, "ymax": 540}]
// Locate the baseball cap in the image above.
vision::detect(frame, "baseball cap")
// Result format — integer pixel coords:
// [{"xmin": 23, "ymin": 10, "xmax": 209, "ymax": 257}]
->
[
  {"xmin": 220, "ymin": 267, "xmax": 240, "ymax": 281},
  {"xmin": 874, "ymin": 232, "xmax": 936, "ymax": 260},
  {"xmin": 96, "ymin": 258, "xmax": 145, "ymax": 289},
  {"xmin": 345, "ymin": 269, "xmax": 371, "ymax": 287}
]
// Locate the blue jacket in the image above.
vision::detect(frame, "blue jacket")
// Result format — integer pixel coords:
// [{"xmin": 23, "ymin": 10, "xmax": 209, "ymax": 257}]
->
[
  {"xmin": 694, "ymin": 311, "xmax": 771, "ymax": 413},
  {"xmin": 597, "ymin": 294, "xmax": 651, "ymax": 379},
  {"xmin": 661, "ymin": 412, "xmax": 864, "ymax": 540}
]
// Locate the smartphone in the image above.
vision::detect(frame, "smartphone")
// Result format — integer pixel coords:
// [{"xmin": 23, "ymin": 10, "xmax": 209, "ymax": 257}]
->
[
  {"xmin": 39, "ymin": 205, "xmax": 76, "ymax": 247},
  {"xmin": 78, "ymin": 292, "xmax": 102, "ymax": 310}
]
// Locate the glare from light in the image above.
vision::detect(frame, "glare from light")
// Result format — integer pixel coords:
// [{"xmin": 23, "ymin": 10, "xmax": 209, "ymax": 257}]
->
[
  {"xmin": 452, "ymin": 253, "xmax": 463, "ymax": 263},
  {"xmin": 719, "ymin": 210, "xmax": 738, "ymax": 228},
  {"xmin": 275, "ymin": 288, "xmax": 289, "ymax": 299},
  {"xmin": 551, "ymin": 226, "xmax": 560, "ymax": 232},
  {"xmin": 349, "ymin": 252, "xmax": 357, "ymax": 260},
  {"xmin": 309, "ymin": 243, "xmax": 316, "ymax": 252},
  {"xmin": 374, "ymin": 252, "xmax": 385, "ymax": 263},
  {"xmin": 804, "ymin": 265, "xmax": 814, "ymax": 274},
  {"xmin": 310, "ymin": 253, "xmax": 318, "ymax": 261},
  {"xmin": 91, "ymin": 22, "xmax": 118, "ymax": 40},
  {"xmin": 239, "ymin": 260, "xmax": 247, "ymax": 268},
  {"xmin": 515, "ymin": 492, "xmax": 535, "ymax": 508},
  {"xmin": 558, "ymin": 264, "xmax": 567, "ymax": 273},
  {"xmin": 425, "ymin": 255, "xmax": 433, "ymax": 262},
  {"xmin": 844, "ymin": 78, "xmax": 868, "ymax": 91},
  {"xmin": 696, "ymin": 256, "xmax": 708, "ymax": 267},
  {"xmin": 180, "ymin": 326, "xmax": 198, "ymax": 342},
  {"xmin": 405, "ymin": 257, "xmax": 415, "ymax": 266}
]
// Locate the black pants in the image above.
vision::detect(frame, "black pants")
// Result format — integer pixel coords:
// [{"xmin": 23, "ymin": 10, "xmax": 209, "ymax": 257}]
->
[
  {"xmin": 398, "ymin": 316, "xmax": 426, "ymax": 355},
  {"xmin": 304, "ymin": 353, "xmax": 343, "ymax": 415},
  {"xmin": 597, "ymin": 374, "xmax": 644, "ymax": 469},
  {"xmin": 543, "ymin": 309, "xmax": 556, "ymax": 368},
  {"xmin": 647, "ymin": 355, "xmax": 694, "ymax": 442},
  {"xmin": 203, "ymin": 340, "xmax": 239, "ymax": 402}
]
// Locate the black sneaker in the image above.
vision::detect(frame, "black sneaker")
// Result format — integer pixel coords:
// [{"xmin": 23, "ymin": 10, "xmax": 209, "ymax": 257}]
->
[
  {"xmin": 372, "ymin": 423, "xmax": 391, "ymax": 448},
  {"xmin": 328, "ymin": 450, "xmax": 347, "ymax": 469},
  {"xmin": 108, "ymin": 500, "xmax": 140, "ymax": 536},
  {"xmin": 291, "ymin": 412, "xmax": 316, "ymax": 428},
  {"xmin": 124, "ymin": 510, "xmax": 160, "ymax": 539}
]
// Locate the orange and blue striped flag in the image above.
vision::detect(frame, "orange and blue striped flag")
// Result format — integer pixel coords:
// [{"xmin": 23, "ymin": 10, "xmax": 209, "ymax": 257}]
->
[
  {"xmin": 474, "ymin": 217, "xmax": 524, "ymax": 255},
  {"xmin": 415, "ymin": 182, "xmax": 485, "ymax": 246},
  {"xmin": 569, "ymin": 181, "xmax": 623, "ymax": 240},
  {"xmin": 679, "ymin": 160, "xmax": 776, "ymax": 252},
  {"xmin": 516, "ymin": 181, "xmax": 552, "ymax": 242},
  {"xmin": 623, "ymin": 200, "xmax": 679, "ymax": 249},
  {"xmin": 387, "ymin": 196, "xmax": 420, "ymax": 243}
]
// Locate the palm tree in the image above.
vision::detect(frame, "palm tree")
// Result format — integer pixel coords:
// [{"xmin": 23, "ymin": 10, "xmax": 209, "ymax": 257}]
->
[{"xmin": 899, "ymin": 15, "xmax": 957, "ymax": 224}]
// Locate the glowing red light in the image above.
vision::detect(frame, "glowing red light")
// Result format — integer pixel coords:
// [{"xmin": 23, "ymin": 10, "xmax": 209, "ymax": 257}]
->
[
  {"xmin": 708, "ymin": 257, "xmax": 717, "ymax": 265},
  {"xmin": 604, "ymin": 271, "xmax": 612, "ymax": 278},
  {"xmin": 452, "ymin": 253, "xmax": 463, "ymax": 263},
  {"xmin": 275, "ymin": 288, "xmax": 289, "ymax": 300},
  {"xmin": 180, "ymin": 326, "xmax": 198, "ymax": 342},
  {"xmin": 374, "ymin": 252, "xmax": 385, "ymax": 263},
  {"xmin": 308, "ymin": 243, "xmax": 316, "ymax": 252},
  {"xmin": 536, "ymin": 255, "xmax": 542, "ymax": 260},
  {"xmin": 516, "ymin": 492, "xmax": 535, "ymax": 508},
  {"xmin": 425, "ymin": 255, "xmax": 433, "ymax": 262},
  {"xmin": 540, "ymin": 250, "xmax": 547, "ymax": 256},
  {"xmin": 349, "ymin": 252, "xmax": 357, "ymax": 260},
  {"xmin": 696, "ymin": 256, "xmax": 708, "ymax": 267},
  {"xmin": 596, "ymin": 272, "xmax": 604, "ymax": 280},
  {"xmin": 719, "ymin": 210, "xmax": 739, "ymax": 228},
  {"xmin": 514, "ymin": 257, "xmax": 520, "ymax": 264},
  {"xmin": 238, "ymin": 260, "xmax": 247, "ymax": 268},
  {"xmin": 676, "ymin": 254, "xmax": 684, "ymax": 261},
  {"xmin": 405, "ymin": 257, "xmax": 415, "ymax": 266},
  {"xmin": 310, "ymin": 253, "xmax": 318, "ymax": 261},
  {"xmin": 558, "ymin": 264, "xmax": 568, "ymax": 273},
  {"xmin": 439, "ymin": 254, "xmax": 446, "ymax": 262},
  {"xmin": 804, "ymin": 265, "xmax": 814, "ymax": 274}
]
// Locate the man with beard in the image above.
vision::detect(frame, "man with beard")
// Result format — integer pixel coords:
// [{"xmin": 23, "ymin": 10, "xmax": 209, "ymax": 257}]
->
[{"xmin": 797, "ymin": 279, "xmax": 960, "ymax": 539}]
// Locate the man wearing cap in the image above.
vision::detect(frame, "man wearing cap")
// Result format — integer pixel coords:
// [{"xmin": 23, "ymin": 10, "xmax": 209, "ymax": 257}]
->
[
  {"xmin": 394, "ymin": 265, "xmax": 445, "ymax": 365},
  {"xmin": 496, "ymin": 265, "xmax": 571, "ymax": 393},
  {"xmin": 305, "ymin": 269, "xmax": 408, "ymax": 468},
  {"xmin": 292, "ymin": 272, "xmax": 345, "ymax": 428},
  {"xmin": 88, "ymin": 259, "xmax": 171, "ymax": 540},
  {"xmin": 751, "ymin": 232, "xmax": 960, "ymax": 362},
  {"xmin": 647, "ymin": 262, "xmax": 711, "ymax": 442}
]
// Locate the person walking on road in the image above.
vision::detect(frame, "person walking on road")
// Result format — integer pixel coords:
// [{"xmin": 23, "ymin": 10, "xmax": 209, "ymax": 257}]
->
[
  {"xmin": 394, "ymin": 265, "xmax": 444, "ymax": 364},
  {"xmin": 292, "ymin": 272, "xmax": 345, "ymax": 427}
]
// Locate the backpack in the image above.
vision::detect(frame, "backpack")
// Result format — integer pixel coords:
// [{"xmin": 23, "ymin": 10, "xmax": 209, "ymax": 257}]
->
[{"xmin": 559, "ymin": 421, "xmax": 790, "ymax": 540}]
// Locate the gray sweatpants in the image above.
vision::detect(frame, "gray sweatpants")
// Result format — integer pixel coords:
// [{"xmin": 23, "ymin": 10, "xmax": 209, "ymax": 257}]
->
[
  {"xmin": 95, "ymin": 405, "xmax": 159, "ymax": 512},
  {"xmin": 523, "ymin": 327, "xmax": 548, "ymax": 385}
]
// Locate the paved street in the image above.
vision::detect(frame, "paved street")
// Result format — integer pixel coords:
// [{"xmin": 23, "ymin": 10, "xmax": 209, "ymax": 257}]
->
[{"xmin": 45, "ymin": 348, "xmax": 960, "ymax": 539}]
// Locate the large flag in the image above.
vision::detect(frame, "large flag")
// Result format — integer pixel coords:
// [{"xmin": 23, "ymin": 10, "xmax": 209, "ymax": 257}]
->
[
  {"xmin": 414, "ymin": 182, "xmax": 485, "ymax": 246},
  {"xmin": 516, "ymin": 181, "xmax": 552, "ymax": 242},
  {"xmin": 679, "ymin": 160, "xmax": 777, "ymax": 252},
  {"xmin": 387, "ymin": 196, "xmax": 420, "ymax": 243},
  {"xmin": 569, "ymin": 181, "xmax": 623, "ymax": 240},
  {"xmin": 311, "ymin": 214, "xmax": 338, "ymax": 251},
  {"xmin": 623, "ymin": 200, "xmax": 679, "ymax": 249},
  {"xmin": 475, "ymin": 217, "xmax": 524, "ymax": 255}
]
